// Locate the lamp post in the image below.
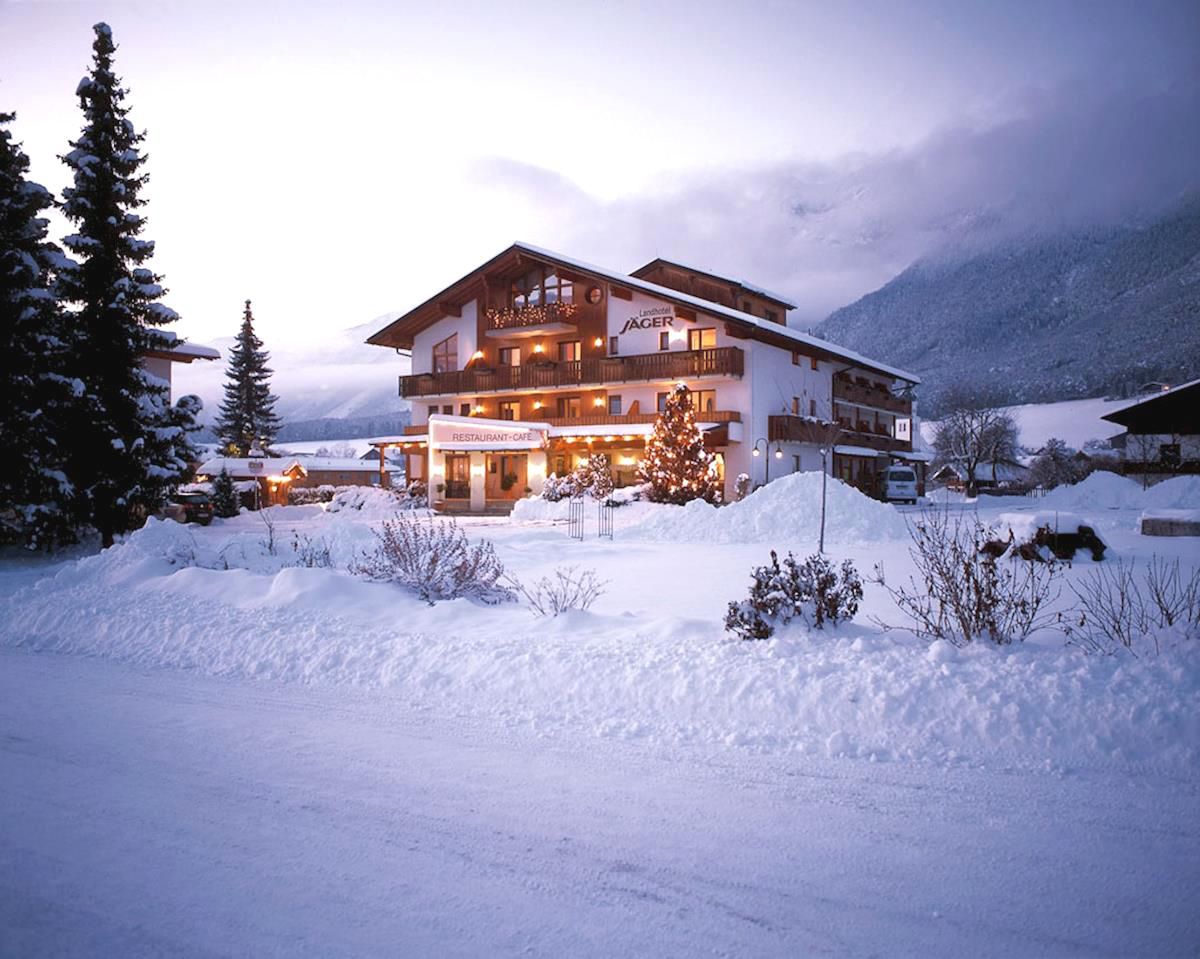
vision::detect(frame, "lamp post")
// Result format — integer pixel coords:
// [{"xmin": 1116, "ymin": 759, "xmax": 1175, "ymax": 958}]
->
[{"xmin": 751, "ymin": 438, "xmax": 785, "ymax": 485}]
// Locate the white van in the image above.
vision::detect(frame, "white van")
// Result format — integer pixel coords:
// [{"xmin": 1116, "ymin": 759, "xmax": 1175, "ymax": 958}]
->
[{"xmin": 879, "ymin": 465, "xmax": 919, "ymax": 504}]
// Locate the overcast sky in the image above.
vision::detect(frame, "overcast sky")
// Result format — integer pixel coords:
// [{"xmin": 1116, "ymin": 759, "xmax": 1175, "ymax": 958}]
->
[{"xmin": 2, "ymin": 0, "xmax": 1198, "ymax": 347}]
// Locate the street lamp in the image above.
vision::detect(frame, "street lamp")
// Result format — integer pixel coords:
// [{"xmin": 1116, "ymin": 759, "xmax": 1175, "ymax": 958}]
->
[{"xmin": 752, "ymin": 438, "xmax": 785, "ymax": 484}]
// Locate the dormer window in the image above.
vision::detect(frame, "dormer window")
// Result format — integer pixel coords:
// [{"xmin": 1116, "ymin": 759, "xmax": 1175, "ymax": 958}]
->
[{"xmin": 510, "ymin": 266, "xmax": 573, "ymax": 310}]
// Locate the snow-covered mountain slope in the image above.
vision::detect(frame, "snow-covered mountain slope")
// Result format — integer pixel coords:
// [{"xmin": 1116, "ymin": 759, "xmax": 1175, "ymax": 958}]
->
[
  {"xmin": 815, "ymin": 196, "xmax": 1200, "ymax": 414},
  {"xmin": 920, "ymin": 395, "xmax": 1130, "ymax": 451},
  {"xmin": 173, "ymin": 315, "xmax": 409, "ymax": 429}
]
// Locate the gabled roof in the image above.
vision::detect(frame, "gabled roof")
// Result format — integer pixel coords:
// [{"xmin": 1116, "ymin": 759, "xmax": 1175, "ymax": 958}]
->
[
  {"xmin": 197, "ymin": 457, "xmax": 306, "ymax": 478},
  {"xmin": 630, "ymin": 257, "xmax": 797, "ymax": 309},
  {"xmin": 367, "ymin": 242, "xmax": 919, "ymax": 384},
  {"xmin": 1101, "ymin": 377, "xmax": 1200, "ymax": 429}
]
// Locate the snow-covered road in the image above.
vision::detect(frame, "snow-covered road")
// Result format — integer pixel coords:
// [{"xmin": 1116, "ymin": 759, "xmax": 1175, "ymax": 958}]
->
[{"xmin": 2, "ymin": 650, "xmax": 1196, "ymax": 958}]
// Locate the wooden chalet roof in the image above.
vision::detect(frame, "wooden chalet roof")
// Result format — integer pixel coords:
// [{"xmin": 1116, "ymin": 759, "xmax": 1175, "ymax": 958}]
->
[
  {"xmin": 629, "ymin": 257, "xmax": 797, "ymax": 310},
  {"xmin": 366, "ymin": 243, "xmax": 919, "ymax": 384},
  {"xmin": 1100, "ymin": 378, "xmax": 1200, "ymax": 434}
]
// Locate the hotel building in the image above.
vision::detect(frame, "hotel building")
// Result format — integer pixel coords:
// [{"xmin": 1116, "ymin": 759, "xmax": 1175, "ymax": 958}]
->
[{"xmin": 366, "ymin": 244, "xmax": 924, "ymax": 511}]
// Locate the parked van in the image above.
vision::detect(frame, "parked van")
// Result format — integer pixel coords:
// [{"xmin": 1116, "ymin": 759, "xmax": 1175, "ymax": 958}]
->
[{"xmin": 879, "ymin": 466, "xmax": 919, "ymax": 504}]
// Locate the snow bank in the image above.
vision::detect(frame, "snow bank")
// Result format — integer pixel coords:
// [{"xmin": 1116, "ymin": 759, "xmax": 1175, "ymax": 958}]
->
[
  {"xmin": 326, "ymin": 486, "xmax": 417, "ymax": 516},
  {"xmin": 1144, "ymin": 475, "xmax": 1200, "ymax": 509},
  {"xmin": 1038, "ymin": 472, "xmax": 1147, "ymax": 510},
  {"xmin": 630, "ymin": 472, "xmax": 909, "ymax": 545}
]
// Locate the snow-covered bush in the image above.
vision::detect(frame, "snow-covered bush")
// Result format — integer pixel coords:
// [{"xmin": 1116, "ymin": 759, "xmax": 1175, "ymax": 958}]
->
[
  {"xmin": 289, "ymin": 532, "xmax": 333, "ymax": 568},
  {"xmin": 541, "ymin": 472, "xmax": 579, "ymax": 502},
  {"xmin": 734, "ymin": 473, "xmax": 752, "ymax": 502},
  {"xmin": 1065, "ymin": 557, "xmax": 1200, "ymax": 656},
  {"xmin": 351, "ymin": 512, "xmax": 513, "ymax": 605},
  {"xmin": 580, "ymin": 454, "xmax": 615, "ymax": 502},
  {"xmin": 211, "ymin": 469, "xmax": 240, "ymax": 518},
  {"xmin": 506, "ymin": 565, "xmax": 607, "ymax": 617},
  {"xmin": 288, "ymin": 484, "xmax": 338, "ymax": 505},
  {"xmin": 871, "ymin": 507, "xmax": 1062, "ymax": 646},
  {"xmin": 725, "ymin": 551, "xmax": 863, "ymax": 640},
  {"xmin": 404, "ymin": 479, "xmax": 428, "ymax": 507}
]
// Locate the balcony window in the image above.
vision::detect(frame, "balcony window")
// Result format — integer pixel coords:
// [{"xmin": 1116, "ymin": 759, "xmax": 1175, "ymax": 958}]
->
[
  {"xmin": 498, "ymin": 346, "xmax": 520, "ymax": 367},
  {"xmin": 609, "ymin": 335, "xmax": 619, "ymax": 356},
  {"xmin": 432, "ymin": 333, "xmax": 457, "ymax": 374},
  {"xmin": 692, "ymin": 389, "xmax": 716, "ymax": 414},
  {"xmin": 656, "ymin": 392, "xmax": 669, "ymax": 412},
  {"xmin": 499, "ymin": 400, "xmax": 520, "ymax": 421},
  {"xmin": 688, "ymin": 328, "xmax": 717, "ymax": 351},
  {"xmin": 511, "ymin": 266, "xmax": 573, "ymax": 309},
  {"xmin": 556, "ymin": 395, "xmax": 581, "ymax": 418},
  {"xmin": 659, "ymin": 331, "xmax": 670, "ymax": 351},
  {"xmin": 792, "ymin": 397, "xmax": 800, "ymax": 415},
  {"xmin": 558, "ymin": 340, "xmax": 581, "ymax": 362},
  {"xmin": 460, "ymin": 403, "xmax": 470, "ymax": 417},
  {"xmin": 607, "ymin": 395, "xmax": 622, "ymax": 415}
]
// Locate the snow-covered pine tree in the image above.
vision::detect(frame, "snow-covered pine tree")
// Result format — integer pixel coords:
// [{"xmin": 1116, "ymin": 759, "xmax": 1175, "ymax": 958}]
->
[
  {"xmin": 57, "ymin": 23, "xmax": 195, "ymax": 546},
  {"xmin": 210, "ymin": 468, "xmax": 240, "ymax": 518},
  {"xmin": 0, "ymin": 111, "xmax": 78, "ymax": 547},
  {"xmin": 637, "ymin": 384, "xmax": 721, "ymax": 504},
  {"xmin": 214, "ymin": 300, "xmax": 281, "ymax": 456}
]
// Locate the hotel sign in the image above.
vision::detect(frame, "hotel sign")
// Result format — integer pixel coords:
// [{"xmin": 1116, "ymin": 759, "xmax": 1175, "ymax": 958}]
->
[
  {"xmin": 618, "ymin": 306, "xmax": 675, "ymax": 336},
  {"xmin": 448, "ymin": 429, "xmax": 541, "ymax": 444},
  {"xmin": 428, "ymin": 417, "xmax": 547, "ymax": 450}
]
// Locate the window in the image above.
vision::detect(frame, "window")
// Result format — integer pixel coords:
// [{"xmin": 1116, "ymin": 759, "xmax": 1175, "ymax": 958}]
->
[
  {"xmin": 791, "ymin": 397, "xmax": 800, "ymax": 415},
  {"xmin": 1160, "ymin": 443, "xmax": 1182, "ymax": 468},
  {"xmin": 741, "ymin": 299, "xmax": 753, "ymax": 313},
  {"xmin": 810, "ymin": 356, "xmax": 819, "ymax": 371},
  {"xmin": 428, "ymin": 404, "xmax": 439, "ymax": 419},
  {"xmin": 556, "ymin": 395, "xmax": 581, "ymax": 418},
  {"xmin": 498, "ymin": 346, "xmax": 520, "ymax": 367},
  {"xmin": 765, "ymin": 309, "xmax": 778, "ymax": 324},
  {"xmin": 609, "ymin": 335, "xmax": 619, "ymax": 356},
  {"xmin": 498, "ymin": 400, "xmax": 520, "ymax": 421},
  {"xmin": 656, "ymin": 391, "xmax": 669, "ymax": 412},
  {"xmin": 793, "ymin": 455, "xmax": 801, "ymax": 472},
  {"xmin": 688, "ymin": 328, "xmax": 717, "ymax": 351},
  {"xmin": 510, "ymin": 266, "xmax": 573, "ymax": 309},
  {"xmin": 442, "ymin": 405, "xmax": 453, "ymax": 415},
  {"xmin": 432, "ymin": 334, "xmax": 457, "ymax": 374},
  {"xmin": 607, "ymin": 395, "xmax": 622, "ymax": 415},
  {"xmin": 810, "ymin": 398, "xmax": 817, "ymax": 417},
  {"xmin": 558, "ymin": 340, "xmax": 581, "ymax": 363},
  {"xmin": 659, "ymin": 331, "xmax": 670, "ymax": 351},
  {"xmin": 692, "ymin": 389, "xmax": 716, "ymax": 413},
  {"xmin": 460, "ymin": 402, "xmax": 470, "ymax": 417}
]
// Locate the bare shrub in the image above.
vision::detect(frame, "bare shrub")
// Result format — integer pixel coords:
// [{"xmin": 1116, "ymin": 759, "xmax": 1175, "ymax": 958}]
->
[
  {"xmin": 725, "ymin": 551, "xmax": 863, "ymax": 640},
  {"xmin": 289, "ymin": 532, "xmax": 333, "ymax": 568},
  {"xmin": 870, "ymin": 507, "xmax": 1062, "ymax": 646},
  {"xmin": 1066, "ymin": 557, "xmax": 1200, "ymax": 656},
  {"xmin": 506, "ymin": 565, "xmax": 607, "ymax": 617},
  {"xmin": 351, "ymin": 512, "xmax": 513, "ymax": 605}
]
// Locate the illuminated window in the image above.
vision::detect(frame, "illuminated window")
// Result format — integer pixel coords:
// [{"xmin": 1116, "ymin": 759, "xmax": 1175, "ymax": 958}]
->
[
  {"xmin": 558, "ymin": 341, "xmax": 581, "ymax": 362},
  {"xmin": 510, "ymin": 266, "xmax": 573, "ymax": 309},
  {"xmin": 692, "ymin": 389, "xmax": 716, "ymax": 413},
  {"xmin": 432, "ymin": 334, "xmax": 457, "ymax": 374},
  {"xmin": 688, "ymin": 328, "xmax": 717, "ymax": 351},
  {"xmin": 498, "ymin": 346, "xmax": 521, "ymax": 367},
  {"xmin": 498, "ymin": 400, "xmax": 520, "ymax": 421},
  {"xmin": 556, "ymin": 395, "xmax": 581, "ymax": 417}
]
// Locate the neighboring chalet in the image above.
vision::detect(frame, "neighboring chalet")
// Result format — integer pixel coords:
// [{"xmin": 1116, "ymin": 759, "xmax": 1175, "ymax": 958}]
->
[
  {"xmin": 196, "ymin": 456, "xmax": 394, "ymax": 507},
  {"xmin": 930, "ymin": 459, "xmax": 1030, "ymax": 493},
  {"xmin": 140, "ymin": 329, "xmax": 219, "ymax": 397},
  {"xmin": 1102, "ymin": 378, "xmax": 1200, "ymax": 478},
  {"xmin": 365, "ymin": 243, "xmax": 923, "ymax": 511}
]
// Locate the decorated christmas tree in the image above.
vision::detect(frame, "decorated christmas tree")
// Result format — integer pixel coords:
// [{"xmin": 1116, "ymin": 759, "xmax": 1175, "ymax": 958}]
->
[
  {"xmin": 58, "ymin": 23, "xmax": 196, "ymax": 546},
  {"xmin": 214, "ymin": 300, "xmax": 281, "ymax": 456},
  {"xmin": 638, "ymin": 384, "xmax": 721, "ymax": 504}
]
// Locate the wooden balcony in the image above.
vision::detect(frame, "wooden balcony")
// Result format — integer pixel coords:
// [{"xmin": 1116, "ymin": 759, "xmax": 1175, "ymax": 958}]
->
[
  {"xmin": 768, "ymin": 416, "xmax": 909, "ymax": 453},
  {"xmin": 833, "ymin": 375, "xmax": 911, "ymax": 414},
  {"xmin": 484, "ymin": 301, "xmax": 578, "ymax": 337},
  {"xmin": 399, "ymin": 347, "xmax": 745, "ymax": 398},
  {"xmin": 542, "ymin": 411, "xmax": 741, "ymax": 428}
]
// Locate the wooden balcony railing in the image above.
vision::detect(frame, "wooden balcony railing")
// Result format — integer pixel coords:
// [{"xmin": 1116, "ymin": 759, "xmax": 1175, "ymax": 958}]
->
[
  {"xmin": 399, "ymin": 347, "xmax": 745, "ymax": 398},
  {"xmin": 543, "ymin": 411, "xmax": 741, "ymax": 428},
  {"xmin": 485, "ymin": 301, "xmax": 578, "ymax": 331},
  {"xmin": 768, "ymin": 415, "xmax": 909, "ymax": 453},
  {"xmin": 833, "ymin": 375, "xmax": 911, "ymax": 414}
]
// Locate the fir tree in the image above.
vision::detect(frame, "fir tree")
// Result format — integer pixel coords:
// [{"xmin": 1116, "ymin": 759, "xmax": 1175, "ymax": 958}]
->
[
  {"xmin": 0, "ymin": 111, "xmax": 77, "ymax": 547},
  {"xmin": 638, "ymin": 384, "xmax": 721, "ymax": 504},
  {"xmin": 210, "ymin": 468, "xmax": 240, "ymax": 518},
  {"xmin": 57, "ymin": 23, "xmax": 195, "ymax": 546},
  {"xmin": 215, "ymin": 300, "xmax": 281, "ymax": 456}
]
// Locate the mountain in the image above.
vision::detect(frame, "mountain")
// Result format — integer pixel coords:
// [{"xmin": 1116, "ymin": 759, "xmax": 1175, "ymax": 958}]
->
[
  {"xmin": 813, "ymin": 197, "xmax": 1200, "ymax": 415},
  {"xmin": 174, "ymin": 315, "xmax": 411, "ymax": 441}
]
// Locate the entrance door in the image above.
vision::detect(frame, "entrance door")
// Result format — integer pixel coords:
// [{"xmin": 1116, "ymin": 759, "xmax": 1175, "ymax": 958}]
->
[
  {"xmin": 485, "ymin": 454, "xmax": 527, "ymax": 500},
  {"xmin": 445, "ymin": 455, "xmax": 470, "ymax": 499}
]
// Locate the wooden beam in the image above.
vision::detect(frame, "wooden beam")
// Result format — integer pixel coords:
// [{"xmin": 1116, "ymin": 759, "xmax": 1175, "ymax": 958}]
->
[
  {"xmin": 438, "ymin": 301, "xmax": 462, "ymax": 318},
  {"xmin": 675, "ymin": 306, "xmax": 697, "ymax": 323},
  {"xmin": 610, "ymin": 285, "xmax": 633, "ymax": 301}
]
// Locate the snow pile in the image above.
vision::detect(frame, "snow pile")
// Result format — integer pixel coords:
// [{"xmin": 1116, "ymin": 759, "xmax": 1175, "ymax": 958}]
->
[
  {"xmin": 326, "ymin": 486, "xmax": 415, "ymax": 516},
  {"xmin": 1144, "ymin": 475, "xmax": 1200, "ymax": 509},
  {"xmin": 993, "ymin": 511, "xmax": 1098, "ymax": 542},
  {"xmin": 630, "ymin": 472, "xmax": 910, "ymax": 545},
  {"xmin": 1038, "ymin": 472, "xmax": 1146, "ymax": 510}
]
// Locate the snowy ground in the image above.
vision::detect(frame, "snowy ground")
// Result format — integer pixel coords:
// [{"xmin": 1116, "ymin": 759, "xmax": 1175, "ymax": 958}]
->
[{"xmin": 3, "ymin": 472, "xmax": 1199, "ymax": 955}]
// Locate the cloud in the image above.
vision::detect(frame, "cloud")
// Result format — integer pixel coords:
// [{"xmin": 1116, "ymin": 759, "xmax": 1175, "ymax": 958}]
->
[{"xmin": 476, "ymin": 80, "xmax": 1200, "ymax": 324}]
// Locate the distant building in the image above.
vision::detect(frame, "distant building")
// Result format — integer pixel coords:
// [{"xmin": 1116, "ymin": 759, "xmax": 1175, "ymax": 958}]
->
[
  {"xmin": 1102, "ymin": 378, "xmax": 1200, "ymax": 478},
  {"xmin": 930, "ymin": 459, "xmax": 1029, "ymax": 493},
  {"xmin": 196, "ymin": 455, "xmax": 393, "ymax": 507},
  {"xmin": 140, "ymin": 329, "xmax": 219, "ymax": 399}
]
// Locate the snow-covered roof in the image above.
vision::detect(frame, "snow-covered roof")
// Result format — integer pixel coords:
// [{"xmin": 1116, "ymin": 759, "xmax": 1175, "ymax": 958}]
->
[
  {"xmin": 197, "ymin": 457, "xmax": 305, "ymax": 478},
  {"xmin": 367, "ymin": 435, "xmax": 428, "ymax": 446},
  {"xmin": 1101, "ymin": 377, "xmax": 1200, "ymax": 421},
  {"xmin": 512, "ymin": 243, "xmax": 921, "ymax": 384},
  {"xmin": 631, "ymin": 257, "xmax": 797, "ymax": 308},
  {"xmin": 834, "ymin": 444, "xmax": 888, "ymax": 458},
  {"xmin": 147, "ymin": 328, "xmax": 220, "ymax": 362},
  {"xmin": 292, "ymin": 457, "xmax": 391, "ymax": 472}
]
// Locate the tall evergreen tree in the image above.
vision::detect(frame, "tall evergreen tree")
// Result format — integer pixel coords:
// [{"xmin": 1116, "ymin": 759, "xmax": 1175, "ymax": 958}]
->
[
  {"xmin": 0, "ymin": 111, "xmax": 77, "ymax": 547},
  {"xmin": 215, "ymin": 300, "xmax": 281, "ymax": 456},
  {"xmin": 57, "ymin": 23, "xmax": 194, "ymax": 546},
  {"xmin": 638, "ymin": 384, "xmax": 721, "ymax": 504}
]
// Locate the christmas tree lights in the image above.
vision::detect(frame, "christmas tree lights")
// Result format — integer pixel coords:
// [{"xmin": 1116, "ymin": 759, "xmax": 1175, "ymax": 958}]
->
[{"xmin": 638, "ymin": 384, "xmax": 721, "ymax": 504}]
